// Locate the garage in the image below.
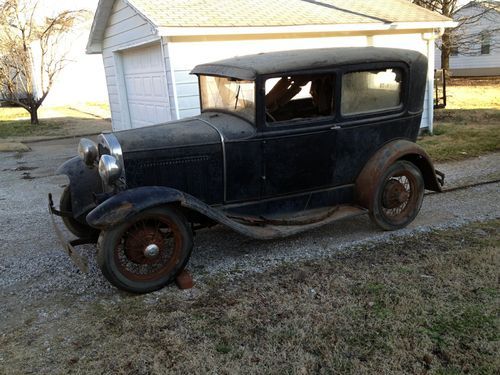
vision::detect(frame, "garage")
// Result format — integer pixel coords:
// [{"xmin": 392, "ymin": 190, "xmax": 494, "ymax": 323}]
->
[
  {"xmin": 87, "ymin": 0, "xmax": 455, "ymax": 132},
  {"xmin": 121, "ymin": 43, "xmax": 171, "ymax": 128}
]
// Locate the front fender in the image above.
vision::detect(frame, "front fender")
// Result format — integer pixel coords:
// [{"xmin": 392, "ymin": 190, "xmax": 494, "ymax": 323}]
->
[
  {"xmin": 86, "ymin": 187, "xmax": 184, "ymax": 229},
  {"xmin": 356, "ymin": 140, "xmax": 444, "ymax": 210},
  {"xmin": 86, "ymin": 186, "xmax": 290, "ymax": 239},
  {"xmin": 56, "ymin": 156, "xmax": 103, "ymax": 220}
]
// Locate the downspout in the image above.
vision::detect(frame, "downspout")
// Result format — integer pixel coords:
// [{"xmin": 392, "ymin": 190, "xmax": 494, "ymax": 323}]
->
[{"xmin": 422, "ymin": 27, "xmax": 445, "ymax": 134}]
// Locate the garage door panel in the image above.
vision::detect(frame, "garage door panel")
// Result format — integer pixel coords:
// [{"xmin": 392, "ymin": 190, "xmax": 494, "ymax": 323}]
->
[
  {"xmin": 129, "ymin": 102, "xmax": 170, "ymax": 127},
  {"xmin": 125, "ymin": 74, "xmax": 168, "ymax": 101},
  {"xmin": 122, "ymin": 43, "xmax": 171, "ymax": 128}
]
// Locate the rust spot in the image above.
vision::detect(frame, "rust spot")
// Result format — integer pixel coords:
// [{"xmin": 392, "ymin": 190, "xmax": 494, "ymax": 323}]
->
[{"xmin": 101, "ymin": 201, "xmax": 134, "ymax": 224}]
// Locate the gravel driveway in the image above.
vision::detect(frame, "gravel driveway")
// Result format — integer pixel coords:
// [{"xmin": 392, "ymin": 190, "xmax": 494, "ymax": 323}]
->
[{"xmin": 1, "ymin": 138, "xmax": 499, "ymax": 336}]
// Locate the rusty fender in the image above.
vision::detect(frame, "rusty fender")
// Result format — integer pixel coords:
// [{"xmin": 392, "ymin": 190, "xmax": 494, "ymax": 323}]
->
[
  {"xmin": 86, "ymin": 187, "xmax": 186, "ymax": 229},
  {"xmin": 355, "ymin": 140, "xmax": 444, "ymax": 210},
  {"xmin": 85, "ymin": 186, "xmax": 270, "ymax": 238},
  {"xmin": 56, "ymin": 156, "xmax": 103, "ymax": 220}
]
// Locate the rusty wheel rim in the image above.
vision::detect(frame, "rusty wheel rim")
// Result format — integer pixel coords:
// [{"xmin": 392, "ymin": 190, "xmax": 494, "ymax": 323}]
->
[
  {"xmin": 114, "ymin": 215, "xmax": 182, "ymax": 282},
  {"xmin": 380, "ymin": 170, "xmax": 418, "ymax": 224}
]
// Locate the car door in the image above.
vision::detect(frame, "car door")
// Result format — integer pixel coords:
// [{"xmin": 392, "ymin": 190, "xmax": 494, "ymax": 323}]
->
[
  {"xmin": 261, "ymin": 73, "xmax": 338, "ymax": 198},
  {"xmin": 333, "ymin": 64, "xmax": 411, "ymax": 186}
]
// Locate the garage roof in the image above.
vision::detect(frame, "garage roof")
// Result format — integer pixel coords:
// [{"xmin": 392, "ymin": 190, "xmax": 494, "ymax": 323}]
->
[
  {"xmin": 88, "ymin": 0, "xmax": 455, "ymax": 53},
  {"xmin": 131, "ymin": 0, "xmax": 451, "ymax": 27}
]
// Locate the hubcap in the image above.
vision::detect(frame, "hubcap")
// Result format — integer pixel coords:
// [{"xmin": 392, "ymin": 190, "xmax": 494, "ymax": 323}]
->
[{"xmin": 144, "ymin": 244, "xmax": 160, "ymax": 258}]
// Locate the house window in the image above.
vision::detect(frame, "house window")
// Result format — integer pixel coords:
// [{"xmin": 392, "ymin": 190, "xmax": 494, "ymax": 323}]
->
[
  {"xmin": 450, "ymin": 45, "xmax": 459, "ymax": 56},
  {"xmin": 341, "ymin": 68, "xmax": 402, "ymax": 116},
  {"xmin": 480, "ymin": 31, "xmax": 491, "ymax": 55}
]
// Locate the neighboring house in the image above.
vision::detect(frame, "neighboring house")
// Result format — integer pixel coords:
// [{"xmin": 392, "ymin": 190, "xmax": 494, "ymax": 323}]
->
[
  {"xmin": 87, "ymin": 0, "xmax": 455, "ymax": 131},
  {"xmin": 436, "ymin": 1, "xmax": 500, "ymax": 76}
]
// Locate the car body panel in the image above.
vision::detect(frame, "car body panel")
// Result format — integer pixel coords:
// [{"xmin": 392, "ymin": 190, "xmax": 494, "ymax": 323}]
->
[{"xmin": 55, "ymin": 156, "xmax": 102, "ymax": 220}]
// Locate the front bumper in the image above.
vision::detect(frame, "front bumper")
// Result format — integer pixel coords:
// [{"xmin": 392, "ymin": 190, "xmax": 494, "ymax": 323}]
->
[{"xmin": 48, "ymin": 193, "xmax": 94, "ymax": 273}]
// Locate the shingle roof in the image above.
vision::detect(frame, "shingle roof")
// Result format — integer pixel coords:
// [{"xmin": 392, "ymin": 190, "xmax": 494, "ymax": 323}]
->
[
  {"xmin": 129, "ymin": 0, "xmax": 451, "ymax": 27},
  {"xmin": 87, "ymin": 0, "xmax": 455, "ymax": 53}
]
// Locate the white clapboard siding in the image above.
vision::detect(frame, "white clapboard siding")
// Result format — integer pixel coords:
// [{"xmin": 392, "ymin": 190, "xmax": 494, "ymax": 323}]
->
[
  {"xmin": 167, "ymin": 33, "xmax": 432, "ymax": 128},
  {"xmin": 435, "ymin": 4, "xmax": 500, "ymax": 75},
  {"xmin": 101, "ymin": 0, "xmax": 160, "ymax": 130}
]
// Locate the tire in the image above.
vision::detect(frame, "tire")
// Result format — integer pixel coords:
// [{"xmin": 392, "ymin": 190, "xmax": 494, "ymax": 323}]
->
[
  {"xmin": 369, "ymin": 161, "xmax": 424, "ymax": 231},
  {"xmin": 97, "ymin": 206, "xmax": 193, "ymax": 293},
  {"xmin": 60, "ymin": 187, "xmax": 99, "ymax": 239}
]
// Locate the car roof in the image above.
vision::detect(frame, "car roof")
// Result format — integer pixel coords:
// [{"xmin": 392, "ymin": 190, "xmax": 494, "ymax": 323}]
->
[{"xmin": 191, "ymin": 47, "xmax": 426, "ymax": 80}]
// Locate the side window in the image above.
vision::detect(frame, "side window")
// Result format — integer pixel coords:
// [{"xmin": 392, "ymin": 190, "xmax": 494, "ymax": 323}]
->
[
  {"xmin": 265, "ymin": 74, "xmax": 335, "ymax": 123},
  {"xmin": 341, "ymin": 68, "xmax": 402, "ymax": 116}
]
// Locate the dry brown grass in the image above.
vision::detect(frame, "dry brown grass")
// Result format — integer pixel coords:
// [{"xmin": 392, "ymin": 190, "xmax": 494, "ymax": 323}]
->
[
  {"xmin": 0, "ymin": 106, "xmax": 111, "ymax": 140},
  {"xmin": 419, "ymin": 78, "xmax": 500, "ymax": 162},
  {"xmin": 1, "ymin": 220, "xmax": 498, "ymax": 374}
]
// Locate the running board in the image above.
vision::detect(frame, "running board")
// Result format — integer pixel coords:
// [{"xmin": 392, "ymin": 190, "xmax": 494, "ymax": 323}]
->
[{"xmin": 218, "ymin": 205, "xmax": 368, "ymax": 239}]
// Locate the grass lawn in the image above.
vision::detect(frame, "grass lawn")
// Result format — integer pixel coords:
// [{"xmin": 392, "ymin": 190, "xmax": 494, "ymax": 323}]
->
[
  {"xmin": 0, "ymin": 105, "xmax": 110, "ymax": 139},
  {"xmin": 418, "ymin": 78, "xmax": 500, "ymax": 162},
  {"xmin": 1, "ymin": 220, "xmax": 498, "ymax": 373}
]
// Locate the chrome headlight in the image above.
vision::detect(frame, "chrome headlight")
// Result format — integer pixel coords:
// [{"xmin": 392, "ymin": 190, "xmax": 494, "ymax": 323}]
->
[
  {"xmin": 78, "ymin": 138, "xmax": 98, "ymax": 166},
  {"xmin": 98, "ymin": 155, "xmax": 121, "ymax": 185},
  {"xmin": 97, "ymin": 133, "xmax": 126, "ymax": 188}
]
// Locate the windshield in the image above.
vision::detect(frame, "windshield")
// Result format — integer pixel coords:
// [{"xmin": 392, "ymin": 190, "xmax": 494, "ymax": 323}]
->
[{"xmin": 199, "ymin": 75, "xmax": 255, "ymax": 122}]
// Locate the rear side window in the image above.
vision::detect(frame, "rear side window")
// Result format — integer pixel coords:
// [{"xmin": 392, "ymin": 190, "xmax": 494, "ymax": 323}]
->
[{"xmin": 341, "ymin": 68, "xmax": 402, "ymax": 116}]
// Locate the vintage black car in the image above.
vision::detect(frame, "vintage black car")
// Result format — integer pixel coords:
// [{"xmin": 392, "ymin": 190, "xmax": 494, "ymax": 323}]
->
[{"xmin": 49, "ymin": 47, "xmax": 444, "ymax": 293}]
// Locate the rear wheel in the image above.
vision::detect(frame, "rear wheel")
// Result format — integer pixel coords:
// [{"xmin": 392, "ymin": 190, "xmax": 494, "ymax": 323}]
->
[
  {"xmin": 97, "ymin": 206, "xmax": 193, "ymax": 293},
  {"xmin": 60, "ymin": 187, "xmax": 99, "ymax": 239},
  {"xmin": 369, "ymin": 161, "xmax": 424, "ymax": 231}
]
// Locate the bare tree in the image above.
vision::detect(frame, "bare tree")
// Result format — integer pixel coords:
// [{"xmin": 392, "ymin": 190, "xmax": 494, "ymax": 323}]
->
[
  {"xmin": 0, "ymin": 0, "xmax": 88, "ymax": 124},
  {"xmin": 412, "ymin": 0, "xmax": 500, "ymax": 70}
]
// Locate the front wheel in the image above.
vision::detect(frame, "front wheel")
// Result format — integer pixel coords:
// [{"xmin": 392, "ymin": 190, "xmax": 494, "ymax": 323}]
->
[
  {"xmin": 97, "ymin": 206, "xmax": 193, "ymax": 293},
  {"xmin": 369, "ymin": 161, "xmax": 424, "ymax": 231}
]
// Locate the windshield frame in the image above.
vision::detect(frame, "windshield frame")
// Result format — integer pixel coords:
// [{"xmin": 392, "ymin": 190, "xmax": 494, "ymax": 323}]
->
[{"xmin": 198, "ymin": 75, "xmax": 256, "ymax": 124}]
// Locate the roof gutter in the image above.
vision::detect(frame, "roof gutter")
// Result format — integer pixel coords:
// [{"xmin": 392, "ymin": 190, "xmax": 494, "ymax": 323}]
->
[{"xmin": 157, "ymin": 21, "xmax": 457, "ymax": 37}]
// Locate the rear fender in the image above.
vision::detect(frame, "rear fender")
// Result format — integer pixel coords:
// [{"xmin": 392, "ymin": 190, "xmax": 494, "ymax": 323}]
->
[
  {"xmin": 56, "ymin": 156, "xmax": 103, "ymax": 220},
  {"xmin": 356, "ymin": 140, "xmax": 444, "ymax": 210}
]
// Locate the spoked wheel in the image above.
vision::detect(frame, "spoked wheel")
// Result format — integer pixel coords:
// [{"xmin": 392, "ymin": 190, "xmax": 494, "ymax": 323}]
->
[
  {"xmin": 97, "ymin": 206, "xmax": 193, "ymax": 293},
  {"xmin": 60, "ymin": 187, "xmax": 99, "ymax": 239},
  {"xmin": 370, "ymin": 161, "xmax": 424, "ymax": 231}
]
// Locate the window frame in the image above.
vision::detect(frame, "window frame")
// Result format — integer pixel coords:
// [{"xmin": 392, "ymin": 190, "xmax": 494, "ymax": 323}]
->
[
  {"xmin": 197, "ymin": 74, "xmax": 257, "ymax": 125},
  {"xmin": 338, "ymin": 62, "xmax": 408, "ymax": 123},
  {"xmin": 480, "ymin": 31, "xmax": 491, "ymax": 55}
]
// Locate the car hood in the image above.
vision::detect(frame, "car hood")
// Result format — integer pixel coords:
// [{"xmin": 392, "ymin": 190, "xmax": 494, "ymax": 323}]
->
[{"xmin": 112, "ymin": 113, "xmax": 255, "ymax": 153}]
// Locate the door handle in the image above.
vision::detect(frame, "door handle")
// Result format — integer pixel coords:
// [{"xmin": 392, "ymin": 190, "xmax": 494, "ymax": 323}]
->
[{"xmin": 330, "ymin": 125, "xmax": 341, "ymax": 130}]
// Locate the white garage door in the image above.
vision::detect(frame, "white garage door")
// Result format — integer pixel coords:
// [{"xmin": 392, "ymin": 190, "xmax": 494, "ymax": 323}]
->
[{"xmin": 122, "ymin": 43, "xmax": 171, "ymax": 128}]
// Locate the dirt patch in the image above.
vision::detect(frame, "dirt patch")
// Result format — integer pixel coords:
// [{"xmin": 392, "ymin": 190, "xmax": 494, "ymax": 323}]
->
[
  {"xmin": 1, "ymin": 220, "xmax": 498, "ymax": 374},
  {"xmin": 0, "ymin": 142, "xmax": 31, "ymax": 152}
]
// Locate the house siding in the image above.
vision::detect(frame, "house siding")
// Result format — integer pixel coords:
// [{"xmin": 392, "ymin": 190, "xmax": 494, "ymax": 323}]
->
[
  {"xmin": 435, "ymin": 4, "xmax": 500, "ymax": 76},
  {"xmin": 101, "ymin": 0, "xmax": 158, "ymax": 130},
  {"xmin": 167, "ymin": 32, "xmax": 432, "ymax": 127}
]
